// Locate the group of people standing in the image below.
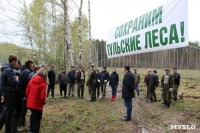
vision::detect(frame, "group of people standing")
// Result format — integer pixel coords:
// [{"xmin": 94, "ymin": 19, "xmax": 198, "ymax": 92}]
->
[
  {"xmin": 0, "ymin": 55, "xmax": 48, "ymax": 133},
  {"xmin": 144, "ymin": 68, "xmax": 180, "ymax": 108},
  {"xmin": 53, "ymin": 65, "xmax": 118, "ymax": 102},
  {"xmin": 0, "ymin": 54, "xmax": 181, "ymax": 132}
]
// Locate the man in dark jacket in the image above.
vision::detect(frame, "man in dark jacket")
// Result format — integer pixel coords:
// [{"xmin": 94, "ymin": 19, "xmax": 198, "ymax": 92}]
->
[
  {"xmin": 98, "ymin": 67, "xmax": 109, "ymax": 100},
  {"xmin": 76, "ymin": 66, "xmax": 85, "ymax": 99},
  {"xmin": 20, "ymin": 59, "xmax": 34, "ymax": 126},
  {"xmin": 95, "ymin": 70, "xmax": 100, "ymax": 98},
  {"xmin": 58, "ymin": 67, "xmax": 68, "ymax": 98},
  {"xmin": 147, "ymin": 70, "xmax": 159, "ymax": 102},
  {"xmin": 122, "ymin": 66, "xmax": 135, "ymax": 121},
  {"xmin": 109, "ymin": 68, "xmax": 119, "ymax": 101},
  {"xmin": 12, "ymin": 60, "xmax": 24, "ymax": 132},
  {"xmin": 47, "ymin": 65, "xmax": 56, "ymax": 98},
  {"xmin": 68, "ymin": 66, "xmax": 76, "ymax": 97},
  {"xmin": 172, "ymin": 68, "xmax": 180, "ymax": 102},
  {"xmin": 1, "ymin": 55, "xmax": 19, "ymax": 132}
]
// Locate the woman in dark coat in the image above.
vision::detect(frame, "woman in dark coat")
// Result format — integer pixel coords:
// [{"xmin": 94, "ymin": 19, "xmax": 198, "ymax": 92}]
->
[{"xmin": 109, "ymin": 68, "xmax": 119, "ymax": 101}]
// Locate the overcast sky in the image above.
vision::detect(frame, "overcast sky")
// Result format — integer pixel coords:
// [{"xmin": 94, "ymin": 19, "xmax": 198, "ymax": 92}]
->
[{"xmin": 0, "ymin": 0, "xmax": 200, "ymax": 46}]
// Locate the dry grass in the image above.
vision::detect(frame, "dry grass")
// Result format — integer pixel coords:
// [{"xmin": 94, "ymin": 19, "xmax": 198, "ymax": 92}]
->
[{"xmin": 22, "ymin": 68, "xmax": 200, "ymax": 133}]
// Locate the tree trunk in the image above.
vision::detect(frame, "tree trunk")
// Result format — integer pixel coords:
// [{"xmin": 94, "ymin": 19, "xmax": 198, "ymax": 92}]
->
[
  {"xmin": 78, "ymin": 0, "xmax": 83, "ymax": 66},
  {"xmin": 65, "ymin": 0, "xmax": 75, "ymax": 66},
  {"xmin": 88, "ymin": 0, "xmax": 92, "ymax": 66}
]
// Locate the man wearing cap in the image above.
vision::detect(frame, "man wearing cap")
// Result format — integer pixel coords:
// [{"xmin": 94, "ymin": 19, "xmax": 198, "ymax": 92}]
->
[
  {"xmin": 98, "ymin": 67, "xmax": 110, "ymax": 100},
  {"xmin": 58, "ymin": 67, "xmax": 68, "ymax": 98},
  {"xmin": 147, "ymin": 70, "xmax": 159, "ymax": 102},
  {"xmin": 76, "ymin": 66, "xmax": 85, "ymax": 99},
  {"xmin": 86, "ymin": 65, "xmax": 96, "ymax": 102},
  {"xmin": 68, "ymin": 66, "xmax": 76, "ymax": 97},
  {"xmin": 133, "ymin": 68, "xmax": 140, "ymax": 97},
  {"xmin": 95, "ymin": 70, "xmax": 100, "ymax": 98},
  {"xmin": 161, "ymin": 68, "xmax": 173, "ymax": 108}
]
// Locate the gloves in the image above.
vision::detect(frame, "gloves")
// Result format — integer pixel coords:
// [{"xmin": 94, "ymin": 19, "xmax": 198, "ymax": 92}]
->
[
  {"xmin": 115, "ymin": 86, "xmax": 118, "ymax": 88},
  {"xmin": 169, "ymin": 88, "xmax": 173, "ymax": 92},
  {"xmin": 104, "ymin": 80, "xmax": 107, "ymax": 83},
  {"xmin": 98, "ymin": 80, "xmax": 100, "ymax": 83}
]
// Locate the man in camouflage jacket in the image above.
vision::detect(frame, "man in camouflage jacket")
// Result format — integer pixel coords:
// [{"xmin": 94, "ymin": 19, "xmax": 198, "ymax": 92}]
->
[
  {"xmin": 161, "ymin": 68, "xmax": 174, "ymax": 108},
  {"xmin": 86, "ymin": 65, "xmax": 96, "ymax": 102}
]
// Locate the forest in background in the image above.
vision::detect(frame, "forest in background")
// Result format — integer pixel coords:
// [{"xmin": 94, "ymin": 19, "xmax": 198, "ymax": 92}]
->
[
  {"xmin": 0, "ymin": 41, "xmax": 200, "ymax": 70},
  {"xmin": 0, "ymin": 0, "xmax": 200, "ymax": 70}
]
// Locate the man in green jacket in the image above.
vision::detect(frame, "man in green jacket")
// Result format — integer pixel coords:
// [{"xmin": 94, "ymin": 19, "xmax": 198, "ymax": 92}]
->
[
  {"xmin": 161, "ymin": 68, "xmax": 174, "ymax": 108},
  {"xmin": 86, "ymin": 64, "xmax": 96, "ymax": 102}
]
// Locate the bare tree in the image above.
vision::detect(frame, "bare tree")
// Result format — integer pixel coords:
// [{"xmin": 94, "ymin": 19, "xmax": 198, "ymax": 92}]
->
[{"xmin": 88, "ymin": 0, "xmax": 92, "ymax": 66}]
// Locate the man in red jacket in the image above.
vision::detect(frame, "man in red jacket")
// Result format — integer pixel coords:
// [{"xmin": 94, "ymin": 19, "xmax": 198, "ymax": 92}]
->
[{"xmin": 26, "ymin": 68, "xmax": 47, "ymax": 133}]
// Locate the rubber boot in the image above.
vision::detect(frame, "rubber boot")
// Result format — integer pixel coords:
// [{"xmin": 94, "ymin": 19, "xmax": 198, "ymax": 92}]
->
[{"xmin": 113, "ymin": 96, "xmax": 116, "ymax": 101}]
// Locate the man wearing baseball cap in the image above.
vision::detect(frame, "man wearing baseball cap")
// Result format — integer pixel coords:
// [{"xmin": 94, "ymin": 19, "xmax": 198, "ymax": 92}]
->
[{"xmin": 161, "ymin": 68, "xmax": 173, "ymax": 108}]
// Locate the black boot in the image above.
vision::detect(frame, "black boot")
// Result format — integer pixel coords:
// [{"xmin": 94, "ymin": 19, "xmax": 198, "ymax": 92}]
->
[
  {"xmin": 154, "ymin": 97, "xmax": 157, "ymax": 102},
  {"xmin": 93, "ymin": 97, "xmax": 96, "ymax": 101},
  {"xmin": 163, "ymin": 101, "xmax": 167, "ymax": 107},
  {"xmin": 47, "ymin": 92, "xmax": 49, "ymax": 98},
  {"xmin": 11, "ymin": 117, "xmax": 19, "ymax": 132},
  {"xmin": 89, "ymin": 97, "xmax": 94, "ymax": 102},
  {"xmin": 174, "ymin": 97, "xmax": 177, "ymax": 102},
  {"xmin": 165, "ymin": 103, "xmax": 170, "ymax": 108},
  {"xmin": 52, "ymin": 91, "xmax": 54, "ymax": 98}
]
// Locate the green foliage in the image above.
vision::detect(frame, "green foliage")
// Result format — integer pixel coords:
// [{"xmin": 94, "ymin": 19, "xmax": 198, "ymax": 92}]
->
[
  {"xmin": 0, "ymin": 42, "xmax": 31, "ymax": 65},
  {"xmin": 189, "ymin": 41, "xmax": 200, "ymax": 48}
]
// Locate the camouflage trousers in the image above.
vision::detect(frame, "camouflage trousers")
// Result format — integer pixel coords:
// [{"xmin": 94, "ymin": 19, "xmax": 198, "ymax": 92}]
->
[
  {"xmin": 77, "ymin": 81, "xmax": 85, "ymax": 97},
  {"xmin": 173, "ymin": 84, "xmax": 179, "ymax": 100},
  {"xmin": 163, "ymin": 85, "xmax": 172, "ymax": 104},
  {"xmin": 88, "ymin": 86, "xmax": 96, "ymax": 98},
  {"xmin": 100, "ymin": 82, "xmax": 107, "ymax": 97}
]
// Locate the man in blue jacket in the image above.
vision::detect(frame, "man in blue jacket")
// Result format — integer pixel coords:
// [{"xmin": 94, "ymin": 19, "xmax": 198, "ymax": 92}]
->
[
  {"xmin": 20, "ymin": 59, "xmax": 34, "ymax": 127},
  {"xmin": 122, "ymin": 66, "xmax": 136, "ymax": 121},
  {"xmin": 47, "ymin": 65, "xmax": 56, "ymax": 98},
  {"xmin": 68, "ymin": 66, "xmax": 76, "ymax": 97},
  {"xmin": 1, "ymin": 55, "xmax": 19, "ymax": 132},
  {"xmin": 98, "ymin": 67, "xmax": 109, "ymax": 100}
]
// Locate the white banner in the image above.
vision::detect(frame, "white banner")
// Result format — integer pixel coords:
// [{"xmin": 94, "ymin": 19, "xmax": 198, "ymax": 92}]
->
[{"xmin": 106, "ymin": 0, "xmax": 188, "ymax": 58}]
